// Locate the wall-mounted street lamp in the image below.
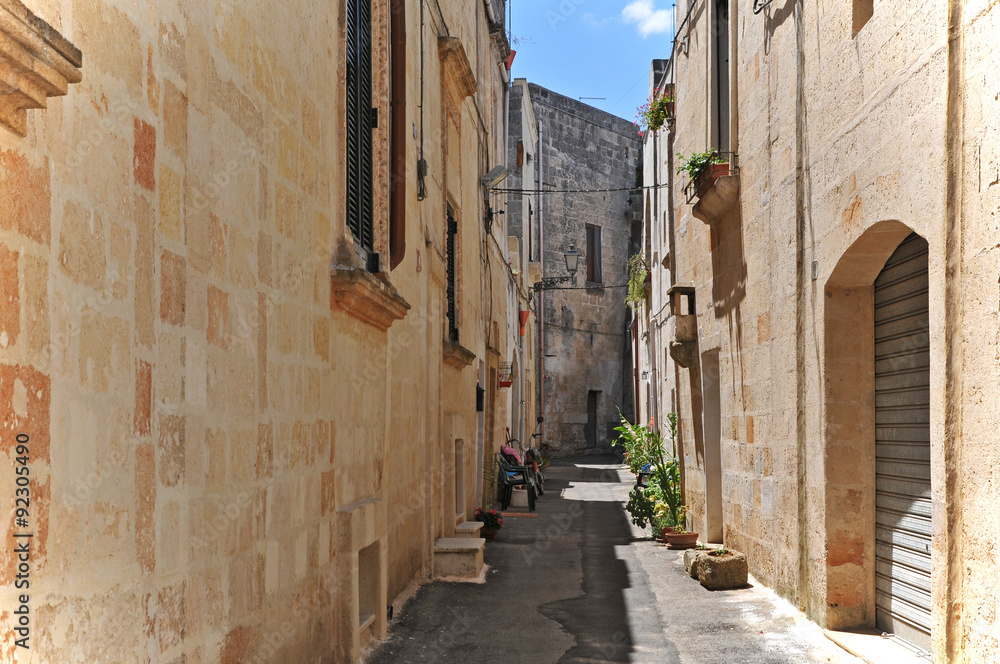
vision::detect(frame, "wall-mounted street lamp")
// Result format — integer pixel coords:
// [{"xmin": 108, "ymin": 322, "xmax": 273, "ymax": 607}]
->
[{"xmin": 534, "ymin": 244, "xmax": 583, "ymax": 291}]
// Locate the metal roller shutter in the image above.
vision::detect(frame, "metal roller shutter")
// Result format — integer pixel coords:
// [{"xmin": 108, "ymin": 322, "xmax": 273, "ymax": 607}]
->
[{"xmin": 873, "ymin": 233, "xmax": 931, "ymax": 651}]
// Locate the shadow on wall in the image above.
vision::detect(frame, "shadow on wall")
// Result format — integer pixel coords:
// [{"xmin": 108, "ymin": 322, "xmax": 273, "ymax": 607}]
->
[{"xmin": 709, "ymin": 206, "xmax": 748, "ymax": 404}]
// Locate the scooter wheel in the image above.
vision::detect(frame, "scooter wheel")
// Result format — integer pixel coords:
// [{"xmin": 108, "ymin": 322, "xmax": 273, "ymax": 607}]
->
[{"xmin": 528, "ymin": 483, "xmax": 536, "ymax": 511}]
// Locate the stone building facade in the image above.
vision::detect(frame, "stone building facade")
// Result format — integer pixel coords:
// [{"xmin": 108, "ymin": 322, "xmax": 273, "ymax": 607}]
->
[
  {"xmin": 506, "ymin": 81, "xmax": 639, "ymax": 457},
  {"xmin": 0, "ymin": 0, "xmax": 519, "ymax": 662},
  {"xmin": 637, "ymin": 0, "xmax": 1000, "ymax": 661}
]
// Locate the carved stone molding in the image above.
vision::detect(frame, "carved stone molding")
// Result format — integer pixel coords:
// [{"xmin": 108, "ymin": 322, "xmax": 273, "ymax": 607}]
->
[
  {"xmin": 692, "ymin": 174, "xmax": 740, "ymax": 225},
  {"xmin": 438, "ymin": 36, "xmax": 476, "ymax": 100},
  {"xmin": 330, "ymin": 268, "xmax": 410, "ymax": 332},
  {"xmin": 0, "ymin": 0, "xmax": 82, "ymax": 136},
  {"xmin": 443, "ymin": 340, "xmax": 475, "ymax": 369}
]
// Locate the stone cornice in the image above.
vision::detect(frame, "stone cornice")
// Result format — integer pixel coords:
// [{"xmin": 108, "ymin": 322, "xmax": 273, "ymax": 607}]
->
[
  {"xmin": 330, "ymin": 268, "xmax": 410, "ymax": 332},
  {"xmin": 438, "ymin": 36, "xmax": 476, "ymax": 100},
  {"xmin": 443, "ymin": 341, "xmax": 475, "ymax": 369},
  {"xmin": 0, "ymin": 0, "xmax": 83, "ymax": 136}
]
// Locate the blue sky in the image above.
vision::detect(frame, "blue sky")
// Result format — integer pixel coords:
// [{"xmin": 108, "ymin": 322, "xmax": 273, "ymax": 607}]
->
[{"xmin": 507, "ymin": 1, "xmax": 677, "ymax": 123}]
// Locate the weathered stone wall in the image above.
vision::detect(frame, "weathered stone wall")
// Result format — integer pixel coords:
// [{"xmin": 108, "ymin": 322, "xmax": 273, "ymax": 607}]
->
[
  {"xmin": 0, "ymin": 0, "xmax": 510, "ymax": 662},
  {"xmin": 655, "ymin": 0, "xmax": 1000, "ymax": 659},
  {"xmin": 526, "ymin": 83, "xmax": 639, "ymax": 456}
]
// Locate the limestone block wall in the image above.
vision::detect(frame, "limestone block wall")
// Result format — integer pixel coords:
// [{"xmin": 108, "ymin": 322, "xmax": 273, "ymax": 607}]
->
[
  {"xmin": 527, "ymin": 84, "xmax": 639, "ymax": 456},
  {"xmin": 953, "ymin": 1, "xmax": 1000, "ymax": 660},
  {"xmin": 0, "ymin": 0, "xmax": 511, "ymax": 662},
  {"xmin": 660, "ymin": 0, "xmax": 1000, "ymax": 659}
]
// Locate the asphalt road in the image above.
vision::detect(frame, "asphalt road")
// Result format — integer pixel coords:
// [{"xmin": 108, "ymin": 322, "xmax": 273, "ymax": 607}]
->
[{"xmin": 368, "ymin": 457, "xmax": 862, "ymax": 664}]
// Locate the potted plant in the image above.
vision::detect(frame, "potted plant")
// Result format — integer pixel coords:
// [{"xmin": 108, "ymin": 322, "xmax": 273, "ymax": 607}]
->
[
  {"xmin": 677, "ymin": 150, "xmax": 730, "ymax": 199},
  {"xmin": 474, "ymin": 507, "xmax": 504, "ymax": 539},
  {"xmin": 635, "ymin": 89, "xmax": 674, "ymax": 136},
  {"xmin": 614, "ymin": 411, "xmax": 690, "ymax": 540},
  {"xmin": 653, "ymin": 502, "xmax": 677, "ymax": 540},
  {"xmin": 663, "ymin": 512, "xmax": 699, "ymax": 550}
]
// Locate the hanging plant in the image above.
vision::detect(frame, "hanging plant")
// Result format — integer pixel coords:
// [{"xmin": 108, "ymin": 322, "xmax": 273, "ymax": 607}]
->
[
  {"xmin": 635, "ymin": 90, "xmax": 674, "ymax": 136},
  {"xmin": 625, "ymin": 253, "xmax": 649, "ymax": 310}
]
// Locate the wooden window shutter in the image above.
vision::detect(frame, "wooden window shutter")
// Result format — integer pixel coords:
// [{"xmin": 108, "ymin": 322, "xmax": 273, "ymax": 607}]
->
[
  {"xmin": 346, "ymin": 0, "xmax": 374, "ymax": 253},
  {"xmin": 446, "ymin": 208, "xmax": 459, "ymax": 342}
]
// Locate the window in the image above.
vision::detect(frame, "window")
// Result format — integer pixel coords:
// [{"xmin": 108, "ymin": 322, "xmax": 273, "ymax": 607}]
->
[
  {"xmin": 446, "ymin": 207, "xmax": 459, "ymax": 342},
  {"xmin": 586, "ymin": 224, "xmax": 603, "ymax": 284},
  {"xmin": 853, "ymin": 0, "xmax": 873, "ymax": 34},
  {"xmin": 714, "ymin": 0, "xmax": 730, "ymax": 153},
  {"xmin": 528, "ymin": 202, "xmax": 534, "ymax": 261},
  {"xmin": 346, "ymin": 0, "xmax": 375, "ymax": 258}
]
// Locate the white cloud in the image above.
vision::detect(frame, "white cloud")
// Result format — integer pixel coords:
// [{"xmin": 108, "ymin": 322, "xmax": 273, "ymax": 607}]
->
[{"xmin": 622, "ymin": 0, "xmax": 674, "ymax": 37}]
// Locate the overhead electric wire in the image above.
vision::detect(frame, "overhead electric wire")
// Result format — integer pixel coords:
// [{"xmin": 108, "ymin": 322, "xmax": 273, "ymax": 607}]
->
[{"xmin": 492, "ymin": 182, "xmax": 671, "ymax": 195}]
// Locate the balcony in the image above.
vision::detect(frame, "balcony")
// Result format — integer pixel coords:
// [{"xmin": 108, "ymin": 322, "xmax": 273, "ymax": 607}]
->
[{"xmin": 683, "ymin": 152, "xmax": 740, "ymax": 225}]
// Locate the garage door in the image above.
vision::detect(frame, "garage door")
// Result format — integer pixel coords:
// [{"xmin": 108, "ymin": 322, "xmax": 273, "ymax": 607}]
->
[{"xmin": 873, "ymin": 233, "xmax": 932, "ymax": 651}]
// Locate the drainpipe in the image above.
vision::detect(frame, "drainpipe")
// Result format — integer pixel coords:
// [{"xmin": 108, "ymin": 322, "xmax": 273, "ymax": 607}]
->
[
  {"xmin": 943, "ymin": 0, "xmax": 965, "ymax": 658},
  {"xmin": 536, "ymin": 118, "xmax": 545, "ymax": 441},
  {"xmin": 793, "ymin": 0, "xmax": 810, "ymax": 613}
]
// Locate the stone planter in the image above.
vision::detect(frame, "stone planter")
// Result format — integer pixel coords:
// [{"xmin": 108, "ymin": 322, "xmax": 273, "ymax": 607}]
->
[
  {"xmin": 663, "ymin": 531, "xmax": 699, "ymax": 549},
  {"xmin": 697, "ymin": 550, "xmax": 748, "ymax": 590},
  {"xmin": 684, "ymin": 549, "xmax": 708, "ymax": 578}
]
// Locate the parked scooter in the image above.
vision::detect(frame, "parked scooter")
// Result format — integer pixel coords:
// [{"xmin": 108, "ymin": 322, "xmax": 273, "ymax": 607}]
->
[{"xmin": 504, "ymin": 418, "xmax": 546, "ymax": 498}]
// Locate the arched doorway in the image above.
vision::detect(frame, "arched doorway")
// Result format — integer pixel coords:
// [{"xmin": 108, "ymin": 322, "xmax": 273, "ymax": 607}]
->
[{"xmin": 822, "ymin": 221, "xmax": 933, "ymax": 655}]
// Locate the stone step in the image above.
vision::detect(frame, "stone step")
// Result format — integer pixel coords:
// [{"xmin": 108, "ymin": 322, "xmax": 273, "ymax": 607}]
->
[
  {"xmin": 454, "ymin": 521, "xmax": 484, "ymax": 538},
  {"xmin": 433, "ymin": 537, "xmax": 484, "ymax": 579}
]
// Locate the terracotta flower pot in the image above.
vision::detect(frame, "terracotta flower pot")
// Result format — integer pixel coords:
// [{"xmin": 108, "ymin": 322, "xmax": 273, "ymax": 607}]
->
[
  {"xmin": 694, "ymin": 163, "xmax": 730, "ymax": 199},
  {"xmin": 659, "ymin": 526, "xmax": 677, "ymax": 541},
  {"xmin": 480, "ymin": 526, "xmax": 498, "ymax": 540},
  {"xmin": 664, "ymin": 531, "xmax": 699, "ymax": 549}
]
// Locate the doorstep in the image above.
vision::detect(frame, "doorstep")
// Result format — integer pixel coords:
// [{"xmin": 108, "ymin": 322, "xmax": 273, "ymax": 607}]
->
[
  {"xmin": 454, "ymin": 521, "xmax": 484, "ymax": 538},
  {"xmin": 824, "ymin": 629, "xmax": 931, "ymax": 664},
  {"xmin": 433, "ymin": 537, "xmax": 484, "ymax": 580}
]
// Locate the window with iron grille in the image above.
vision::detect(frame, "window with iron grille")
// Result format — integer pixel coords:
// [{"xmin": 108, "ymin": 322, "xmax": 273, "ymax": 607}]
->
[
  {"xmin": 346, "ymin": 0, "xmax": 374, "ymax": 258},
  {"xmin": 446, "ymin": 207, "xmax": 459, "ymax": 342},
  {"xmin": 586, "ymin": 223, "xmax": 603, "ymax": 283}
]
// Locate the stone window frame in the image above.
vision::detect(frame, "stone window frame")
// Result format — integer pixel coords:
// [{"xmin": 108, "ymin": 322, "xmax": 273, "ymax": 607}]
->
[
  {"xmin": 330, "ymin": 0, "xmax": 410, "ymax": 332},
  {"xmin": 586, "ymin": 223, "xmax": 604, "ymax": 284},
  {"xmin": 0, "ymin": 0, "xmax": 83, "ymax": 137}
]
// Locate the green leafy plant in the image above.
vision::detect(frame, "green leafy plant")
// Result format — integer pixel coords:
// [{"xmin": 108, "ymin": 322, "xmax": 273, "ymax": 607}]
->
[
  {"xmin": 626, "ymin": 486, "xmax": 657, "ymax": 529},
  {"xmin": 614, "ymin": 410, "xmax": 687, "ymax": 533},
  {"xmin": 625, "ymin": 254, "xmax": 649, "ymax": 310},
  {"xmin": 710, "ymin": 547, "xmax": 729, "ymax": 556},
  {"xmin": 676, "ymin": 150, "xmax": 728, "ymax": 181},
  {"xmin": 635, "ymin": 90, "xmax": 674, "ymax": 135}
]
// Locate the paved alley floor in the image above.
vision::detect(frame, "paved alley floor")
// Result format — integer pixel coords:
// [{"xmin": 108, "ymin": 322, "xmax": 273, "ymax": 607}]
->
[{"xmin": 368, "ymin": 457, "xmax": 864, "ymax": 664}]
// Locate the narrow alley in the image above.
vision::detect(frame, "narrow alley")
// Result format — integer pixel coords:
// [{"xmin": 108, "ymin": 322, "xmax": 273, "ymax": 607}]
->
[{"xmin": 369, "ymin": 459, "xmax": 863, "ymax": 664}]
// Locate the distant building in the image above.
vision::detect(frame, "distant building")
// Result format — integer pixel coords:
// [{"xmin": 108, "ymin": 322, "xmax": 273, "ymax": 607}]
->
[{"xmin": 508, "ymin": 81, "xmax": 640, "ymax": 457}]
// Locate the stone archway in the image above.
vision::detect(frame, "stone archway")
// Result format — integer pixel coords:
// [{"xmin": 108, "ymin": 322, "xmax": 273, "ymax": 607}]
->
[{"xmin": 822, "ymin": 220, "xmax": 919, "ymax": 631}]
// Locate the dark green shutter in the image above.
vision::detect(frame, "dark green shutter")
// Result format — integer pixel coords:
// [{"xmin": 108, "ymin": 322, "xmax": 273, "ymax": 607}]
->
[
  {"xmin": 446, "ymin": 209, "xmax": 458, "ymax": 342},
  {"xmin": 346, "ymin": 0, "xmax": 374, "ymax": 252}
]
